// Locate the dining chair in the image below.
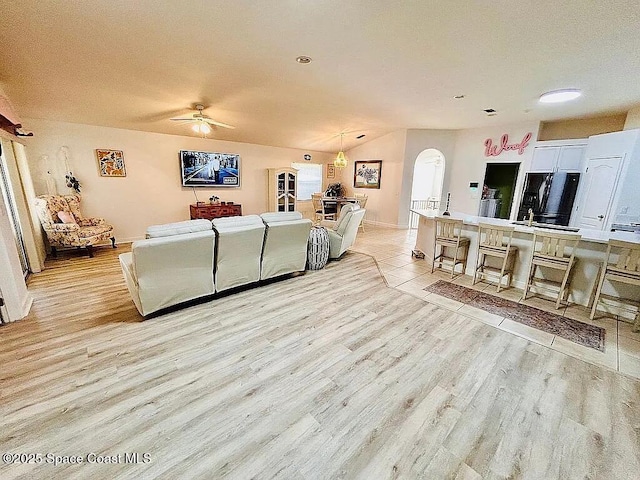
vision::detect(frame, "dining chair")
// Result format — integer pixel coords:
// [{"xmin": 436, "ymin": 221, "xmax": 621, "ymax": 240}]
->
[
  {"xmin": 590, "ymin": 239, "xmax": 640, "ymax": 330},
  {"xmin": 311, "ymin": 193, "xmax": 326, "ymax": 223},
  {"xmin": 522, "ymin": 229, "xmax": 581, "ymax": 309},
  {"xmin": 431, "ymin": 217, "xmax": 470, "ymax": 278},
  {"xmin": 473, "ymin": 223, "xmax": 518, "ymax": 292},
  {"xmin": 354, "ymin": 193, "xmax": 368, "ymax": 231},
  {"xmin": 321, "ymin": 198, "xmax": 338, "ymax": 221}
]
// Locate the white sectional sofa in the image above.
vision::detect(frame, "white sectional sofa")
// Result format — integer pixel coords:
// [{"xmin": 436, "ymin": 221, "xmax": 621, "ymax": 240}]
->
[
  {"xmin": 212, "ymin": 215, "xmax": 265, "ymax": 292},
  {"xmin": 145, "ymin": 218, "xmax": 212, "ymax": 238},
  {"xmin": 119, "ymin": 229, "xmax": 216, "ymax": 316},
  {"xmin": 260, "ymin": 212, "xmax": 312, "ymax": 280},
  {"xmin": 120, "ymin": 212, "xmax": 313, "ymax": 317}
]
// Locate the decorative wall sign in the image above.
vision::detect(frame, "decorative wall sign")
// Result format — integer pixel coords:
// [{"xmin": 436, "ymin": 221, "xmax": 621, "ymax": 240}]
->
[
  {"xmin": 326, "ymin": 164, "xmax": 335, "ymax": 179},
  {"xmin": 484, "ymin": 132, "xmax": 532, "ymax": 157},
  {"xmin": 96, "ymin": 149, "xmax": 126, "ymax": 177},
  {"xmin": 354, "ymin": 160, "xmax": 382, "ymax": 189}
]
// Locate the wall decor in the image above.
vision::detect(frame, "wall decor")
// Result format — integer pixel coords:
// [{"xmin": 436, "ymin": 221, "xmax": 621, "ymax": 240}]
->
[
  {"xmin": 180, "ymin": 150, "xmax": 240, "ymax": 187},
  {"xmin": 327, "ymin": 163, "xmax": 335, "ymax": 179},
  {"xmin": 354, "ymin": 160, "xmax": 382, "ymax": 189},
  {"xmin": 484, "ymin": 132, "xmax": 532, "ymax": 157},
  {"xmin": 96, "ymin": 149, "xmax": 126, "ymax": 177}
]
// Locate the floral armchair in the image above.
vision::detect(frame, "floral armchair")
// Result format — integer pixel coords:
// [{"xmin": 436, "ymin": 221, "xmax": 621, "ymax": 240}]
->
[{"xmin": 34, "ymin": 194, "xmax": 116, "ymax": 257}]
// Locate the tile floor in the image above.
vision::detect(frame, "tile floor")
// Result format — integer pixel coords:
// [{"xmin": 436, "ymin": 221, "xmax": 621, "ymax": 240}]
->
[{"xmin": 351, "ymin": 224, "xmax": 640, "ymax": 380}]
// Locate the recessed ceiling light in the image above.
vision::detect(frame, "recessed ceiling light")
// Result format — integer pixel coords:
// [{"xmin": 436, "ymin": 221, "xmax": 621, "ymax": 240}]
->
[
  {"xmin": 295, "ymin": 56, "xmax": 312, "ymax": 64},
  {"xmin": 539, "ymin": 89, "xmax": 582, "ymax": 103},
  {"xmin": 453, "ymin": 95, "xmax": 465, "ymax": 99}
]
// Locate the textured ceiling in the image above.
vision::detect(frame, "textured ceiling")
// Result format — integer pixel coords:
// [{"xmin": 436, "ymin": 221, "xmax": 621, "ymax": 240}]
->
[{"xmin": 1, "ymin": 1, "xmax": 639, "ymax": 152}]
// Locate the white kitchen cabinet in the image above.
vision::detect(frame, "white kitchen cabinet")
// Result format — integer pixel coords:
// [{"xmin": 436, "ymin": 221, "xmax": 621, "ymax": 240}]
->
[
  {"xmin": 556, "ymin": 145, "xmax": 586, "ymax": 171},
  {"xmin": 529, "ymin": 147, "xmax": 558, "ymax": 172},
  {"xmin": 529, "ymin": 140, "xmax": 587, "ymax": 173}
]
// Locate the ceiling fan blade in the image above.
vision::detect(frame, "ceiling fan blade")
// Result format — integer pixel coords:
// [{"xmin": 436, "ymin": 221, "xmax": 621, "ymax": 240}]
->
[
  {"xmin": 169, "ymin": 117, "xmax": 195, "ymax": 122},
  {"xmin": 203, "ymin": 118, "xmax": 236, "ymax": 129}
]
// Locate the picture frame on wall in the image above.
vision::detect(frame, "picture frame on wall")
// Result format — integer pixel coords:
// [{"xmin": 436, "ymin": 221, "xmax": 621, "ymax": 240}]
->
[
  {"xmin": 96, "ymin": 149, "xmax": 126, "ymax": 177},
  {"xmin": 354, "ymin": 160, "xmax": 382, "ymax": 189},
  {"xmin": 327, "ymin": 163, "xmax": 335, "ymax": 179},
  {"xmin": 180, "ymin": 150, "xmax": 241, "ymax": 187}
]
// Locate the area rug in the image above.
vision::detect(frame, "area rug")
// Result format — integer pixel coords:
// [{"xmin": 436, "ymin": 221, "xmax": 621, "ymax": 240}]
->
[{"xmin": 425, "ymin": 280, "xmax": 605, "ymax": 351}]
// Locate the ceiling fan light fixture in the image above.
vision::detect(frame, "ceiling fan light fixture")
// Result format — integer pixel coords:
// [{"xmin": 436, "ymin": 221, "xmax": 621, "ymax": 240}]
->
[
  {"xmin": 192, "ymin": 122, "xmax": 211, "ymax": 135},
  {"xmin": 539, "ymin": 89, "xmax": 582, "ymax": 104}
]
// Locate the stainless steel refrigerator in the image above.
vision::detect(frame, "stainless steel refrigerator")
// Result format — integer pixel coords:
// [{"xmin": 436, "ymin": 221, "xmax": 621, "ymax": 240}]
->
[{"xmin": 517, "ymin": 172, "xmax": 580, "ymax": 226}]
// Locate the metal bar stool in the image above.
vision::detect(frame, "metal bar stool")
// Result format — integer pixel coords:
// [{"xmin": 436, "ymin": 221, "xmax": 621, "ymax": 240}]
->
[
  {"xmin": 522, "ymin": 229, "xmax": 581, "ymax": 309},
  {"xmin": 473, "ymin": 223, "xmax": 518, "ymax": 292},
  {"xmin": 431, "ymin": 217, "xmax": 470, "ymax": 278},
  {"xmin": 590, "ymin": 239, "xmax": 640, "ymax": 330}
]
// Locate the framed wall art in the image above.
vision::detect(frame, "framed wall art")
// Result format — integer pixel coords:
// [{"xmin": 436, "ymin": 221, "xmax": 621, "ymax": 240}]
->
[
  {"xmin": 96, "ymin": 149, "xmax": 126, "ymax": 177},
  {"xmin": 180, "ymin": 150, "xmax": 241, "ymax": 187},
  {"xmin": 354, "ymin": 160, "xmax": 382, "ymax": 189},
  {"xmin": 326, "ymin": 163, "xmax": 335, "ymax": 179}
]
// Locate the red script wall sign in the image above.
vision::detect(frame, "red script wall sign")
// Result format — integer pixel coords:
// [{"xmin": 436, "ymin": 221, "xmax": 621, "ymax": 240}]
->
[{"xmin": 484, "ymin": 132, "xmax": 532, "ymax": 157}]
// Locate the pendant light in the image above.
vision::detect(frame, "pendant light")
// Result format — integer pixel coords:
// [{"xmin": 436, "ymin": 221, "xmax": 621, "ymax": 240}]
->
[{"xmin": 334, "ymin": 133, "xmax": 347, "ymax": 169}]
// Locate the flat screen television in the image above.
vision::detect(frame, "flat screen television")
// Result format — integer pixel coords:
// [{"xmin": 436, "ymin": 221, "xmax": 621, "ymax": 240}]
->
[{"xmin": 180, "ymin": 150, "xmax": 240, "ymax": 187}]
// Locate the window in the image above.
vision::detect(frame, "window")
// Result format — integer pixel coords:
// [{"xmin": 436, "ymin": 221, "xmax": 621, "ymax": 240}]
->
[{"xmin": 291, "ymin": 163, "xmax": 322, "ymax": 200}]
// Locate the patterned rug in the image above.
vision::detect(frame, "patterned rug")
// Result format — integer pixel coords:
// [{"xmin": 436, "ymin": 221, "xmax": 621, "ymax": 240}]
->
[{"xmin": 425, "ymin": 280, "xmax": 605, "ymax": 351}]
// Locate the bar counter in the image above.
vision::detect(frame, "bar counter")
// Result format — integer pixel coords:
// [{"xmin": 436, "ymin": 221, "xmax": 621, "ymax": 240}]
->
[{"xmin": 412, "ymin": 209, "xmax": 640, "ymax": 311}]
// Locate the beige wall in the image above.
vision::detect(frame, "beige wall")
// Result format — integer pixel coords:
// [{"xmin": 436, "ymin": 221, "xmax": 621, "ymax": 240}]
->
[
  {"xmin": 538, "ymin": 114, "xmax": 626, "ymax": 141},
  {"xmin": 24, "ymin": 119, "xmax": 334, "ymax": 242},
  {"xmin": 338, "ymin": 130, "xmax": 407, "ymax": 227},
  {"xmin": 446, "ymin": 122, "xmax": 540, "ymax": 218},
  {"xmin": 624, "ymin": 106, "xmax": 640, "ymax": 130},
  {"xmin": 398, "ymin": 129, "xmax": 458, "ymax": 227}
]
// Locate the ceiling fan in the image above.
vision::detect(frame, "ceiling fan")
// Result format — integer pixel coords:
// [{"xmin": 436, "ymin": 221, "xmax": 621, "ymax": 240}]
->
[{"xmin": 170, "ymin": 104, "xmax": 235, "ymax": 135}]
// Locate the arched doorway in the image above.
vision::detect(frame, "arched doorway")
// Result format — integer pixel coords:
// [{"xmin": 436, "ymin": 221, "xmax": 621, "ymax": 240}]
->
[{"xmin": 409, "ymin": 149, "xmax": 445, "ymax": 228}]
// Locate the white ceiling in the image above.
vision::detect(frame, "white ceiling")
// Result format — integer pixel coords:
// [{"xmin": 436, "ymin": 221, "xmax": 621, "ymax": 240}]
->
[{"xmin": 1, "ymin": 1, "xmax": 639, "ymax": 152}]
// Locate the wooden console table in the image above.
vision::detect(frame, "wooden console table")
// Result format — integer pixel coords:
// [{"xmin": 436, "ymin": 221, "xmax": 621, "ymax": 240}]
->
[{"xmin": 190, "ymin": 203, "xmax": 242, "ymax": 220}]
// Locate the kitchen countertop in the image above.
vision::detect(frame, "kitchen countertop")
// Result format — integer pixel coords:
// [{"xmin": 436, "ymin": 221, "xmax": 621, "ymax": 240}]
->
[{"xmin": 410, "ymin": 209, "xmax": 640, "ymax": 245}]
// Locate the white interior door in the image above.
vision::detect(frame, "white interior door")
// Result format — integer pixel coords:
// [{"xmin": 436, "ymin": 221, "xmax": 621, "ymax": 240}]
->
[{"xmin": 575, "ymin": 156, "xmax": 623, "ymax": 230}]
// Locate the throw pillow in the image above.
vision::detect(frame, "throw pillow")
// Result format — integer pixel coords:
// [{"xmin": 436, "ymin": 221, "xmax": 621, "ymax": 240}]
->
[{"xmin": 57, "ymin": 211, "xmax": 77, "ymax": 224}]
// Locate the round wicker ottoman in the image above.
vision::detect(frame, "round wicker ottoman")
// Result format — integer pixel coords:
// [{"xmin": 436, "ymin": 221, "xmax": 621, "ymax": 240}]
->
[{"xmin": 307, "ymin": 226, "xmax": 330, "ymax": 270}]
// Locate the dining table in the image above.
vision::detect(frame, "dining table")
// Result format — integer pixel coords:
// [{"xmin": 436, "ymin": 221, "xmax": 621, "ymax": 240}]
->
[{"xmin": 321, "ymin": 197, "xmax": 358, "ymax": 216}]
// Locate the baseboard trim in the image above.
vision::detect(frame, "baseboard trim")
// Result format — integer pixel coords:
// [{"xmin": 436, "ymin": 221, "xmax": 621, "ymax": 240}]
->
[{"xmin": 364, "ymin": 220, "xmax": 409, "ymax": 230}]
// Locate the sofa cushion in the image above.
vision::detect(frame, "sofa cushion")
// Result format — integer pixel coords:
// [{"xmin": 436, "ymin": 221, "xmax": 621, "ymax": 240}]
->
[
  {"xmin": 132, "ymin": 230, "xmax": 216, "ymax": 315},
  {"xmin": 146, "ymin": 219, "xmax": 212, "ymax": 238},
  {"xmin": 77, "ymin": 224, "xmax": 114, "ymax": 238},
  {"xmin": 212, "ymin": 214, "xmax": 264, "ymax": 230},
  {"xmin": 260, "ymin": 211, "xmax": 303, "ymax": 224},
  {"xmin": 212, "ymin": 215, "xmax": 265, "ymax": 292},
  {"xmin": 260, "ymin": 216, "xmax": 312, "ymax": 280},
  {"xmin": 57, "ymin": 211, "xmax": 76, "ymax": 224}
]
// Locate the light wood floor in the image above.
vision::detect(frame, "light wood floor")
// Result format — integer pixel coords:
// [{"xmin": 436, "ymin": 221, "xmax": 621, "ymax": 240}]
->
[
  {"xmin": 352, "ymin": 226, "xmax": 640, "ymax": 378},
  {"xmin": 2, "ymin": 244, "xmax": 640, "ymax": 479}
]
